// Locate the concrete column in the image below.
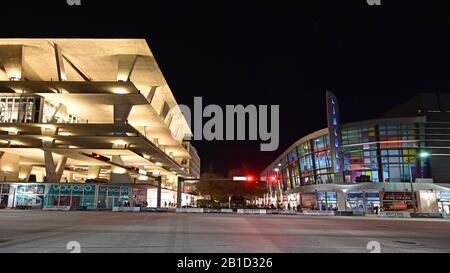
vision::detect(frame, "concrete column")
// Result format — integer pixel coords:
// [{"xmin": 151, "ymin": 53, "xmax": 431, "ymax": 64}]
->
[
  {"xmin": 54, "ymin": 43, "xmax": 67, "ymax": 81},
  {"xmin": 50, "ymin": 104, "xmax": 68, "ymax": 123},
  {"xmin": 110, "ymin": 155, "xmax": 133, "ymax": 184},
  {"xmin": 43, "ymin": 151, "xmax": 67, "ymax": 183},
  {"xmin": 113, "ymin": 104, "xmax": 132, "ymax": 125},
  {"xmin": 18, "ymin": 165, "xmax": 33, "ymax": 182},
  {"xmin": 94, "ymin": 185, "xmax": 99, "ymax": 209},
  {"xmin": 117, "ymin": 55, "xmax": 138, "ymax": 82},
  {"xmin": 68, "ymin": 172, "xmax": 74, "ymax": 183},
  {"xmin": 362, "ymin": 191, "xmax": 367, "ymax": 214},
  {"xmin": 56, "ymin": 156, "xmax": 67, "ymax": 177},
  {"xmin": 156, "ymin": 176, "xmax": 162, "ymax": 209},
  {"xmin": 43, "ymin": 150, "xmax": 56, "ymax": 176},
  {"xmin": 177, "ymin": 176, "xmax": 184, "ymax": 208},
  {"xmin": 417, "ymin": 191, "xmax": 439, "ymax": 213},
  {"xmin": 315, "ymin": 190, "xmax": 320, "ymax": 211},
  {"xmin": 36, "ymin": 172, "xmax": 45, "ymax": 183},
  {"xmin": 88, "ymin": 166, "xmax": 101, "ymax": 179},
  {"xmin": 337, "ymin": 191, "xmax": 346, "ymax": 212}
]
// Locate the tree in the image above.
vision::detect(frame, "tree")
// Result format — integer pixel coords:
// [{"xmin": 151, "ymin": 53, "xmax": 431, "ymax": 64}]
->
[
  {"xmin": 227, "ymin": 166, "xmax": 268, "ymax": 206},
  {"xmin": 194, "ymin": 166, "xmax": 269, "ymax": 207},
  {"xmin": 194, "ymin": 171, "xmax": 233, "ymax": 202}
]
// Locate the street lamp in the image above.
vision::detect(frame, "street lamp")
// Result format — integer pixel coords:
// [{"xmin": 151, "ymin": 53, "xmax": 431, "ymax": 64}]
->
[{"xmin": 409, "ymin": 151, "xmax": 430, "ymax": 213}]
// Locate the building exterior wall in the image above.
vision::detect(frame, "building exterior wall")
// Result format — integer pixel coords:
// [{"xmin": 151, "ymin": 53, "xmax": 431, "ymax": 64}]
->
[
  {"xmin": 182, "ymin": 142, "xmax": 201, "ymax": 180},
  {"xmin": 0, "ymin": 182, "xmax": 198, "ymax": 209},
  {"xmin": 261, "ymin": 116, "xmax": 450, "ymax": 214},
  {"xmin": 0, "ymin": 39, "xmax": 196, "ymax": 197}
]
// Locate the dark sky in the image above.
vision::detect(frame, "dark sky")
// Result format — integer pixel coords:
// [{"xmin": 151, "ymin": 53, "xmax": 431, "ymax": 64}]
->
[{"xmin": 2, "ymin": 0, "xmax": 450, "ymax": 176}]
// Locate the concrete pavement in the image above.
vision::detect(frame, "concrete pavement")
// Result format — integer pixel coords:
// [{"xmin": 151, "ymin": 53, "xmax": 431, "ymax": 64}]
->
[{"xmin": 0, "ymin": 210, "xmax": 449, "ymax": 253}]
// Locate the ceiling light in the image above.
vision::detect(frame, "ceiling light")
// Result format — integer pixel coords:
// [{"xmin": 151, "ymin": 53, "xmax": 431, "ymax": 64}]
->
[
  {"xmin": 138, "ymin": 175, "xmax": 149, "ymax": 181},
  {"xmin": 8, "ymin": 70, "xmax": 21, "ymax": 80},
  {"xmin": 3, "ymin": 128, "xmax": 19, "ymax": 135},
  {"xmin": 113, "ymin": 140, "xmax": 127, "ymax": 146},
  {"xmin": 41, "ymin": 124, "xmax": 56, "ymax": 130},
  {"xmin": 10, "ymin": 140, "xmax": 23, "ymax": 146},
  {"xmin": 113, "ymin": 88, "xmax": 128, "ymax": 94}
]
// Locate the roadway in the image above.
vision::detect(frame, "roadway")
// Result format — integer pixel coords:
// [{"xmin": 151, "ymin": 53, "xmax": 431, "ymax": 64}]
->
[{"xmin": 0, "ymin": 210, "xmax": 449, "ymax": 253}]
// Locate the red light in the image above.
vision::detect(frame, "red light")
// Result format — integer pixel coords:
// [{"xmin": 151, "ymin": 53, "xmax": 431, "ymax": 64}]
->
[
  {"xmin": 246, "ymin": 176, "xmax": 255, "ymax": 182},
  {"xmin": 270, "ymin": 176, "xmax": 277, "ymax": 182}
]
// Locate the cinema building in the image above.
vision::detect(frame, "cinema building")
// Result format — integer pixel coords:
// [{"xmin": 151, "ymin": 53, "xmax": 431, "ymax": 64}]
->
[
  {"xmin": 260, "ymin": 92, "xmax": 450, "ymax": 215},
  {"xmin": 0, "ymin": 39, "xmax": 200, "ymax": 210}
]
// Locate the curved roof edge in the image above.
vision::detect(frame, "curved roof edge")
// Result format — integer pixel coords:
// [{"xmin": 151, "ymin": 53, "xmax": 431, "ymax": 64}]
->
[{"xmin": 285, "ymin": 182, "xmax": 450, "ymax": 194}]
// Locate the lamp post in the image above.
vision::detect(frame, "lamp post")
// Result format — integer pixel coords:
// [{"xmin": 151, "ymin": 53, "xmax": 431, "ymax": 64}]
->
[
  {"xmin": 409, "ymin": 151, "xmax": 430, "ymax": 213},
  {"xmin": 408, "ymin": 165, "xmax": 416, "ymax": 213}
]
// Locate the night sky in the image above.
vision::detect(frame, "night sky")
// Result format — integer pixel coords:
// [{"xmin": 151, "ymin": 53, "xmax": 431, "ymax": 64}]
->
[{"xmin": 2, "ymin": 0, "xmax": 450, "ymax": 176}]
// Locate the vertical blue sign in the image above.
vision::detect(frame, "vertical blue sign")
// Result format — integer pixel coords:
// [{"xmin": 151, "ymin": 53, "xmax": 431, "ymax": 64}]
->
[{"xmin": 326, "ymin": 91, "xmax": 344, "ymax": 183}]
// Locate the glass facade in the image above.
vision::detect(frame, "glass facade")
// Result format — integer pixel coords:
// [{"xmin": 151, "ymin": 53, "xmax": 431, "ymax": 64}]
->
[
  {"xmin": 342, "ymin": 123, "xmax": 428, "ymax": 183},
  {"xmin": 262, "ymin": 122, "xmax": 434, "ymax": 195},
  {"xmin": 98, "ymin": 186, "xmax": 129, "ymax": 209},
  {"xmin": 437, "ymin": 191, "xmax": 450, "ymax": 215},
  {"xmin": 313, "ymin": 134, "xmax": 333, "ymax": 184},
  {"xmin": 16, "ymin": 184, "xmax": 45, "ymax": 208},
  {"xmin": 0, "ymin": 184, "xmax": 10, "ymax": 207},
  {"xmin": 44, "ymin": 184, "xmax": 97, "ymax": 208},
  {"xmin": 317, "ymin": 192, "xmax": 337, "ymax": 210},
  {"xmin": 266, "ymin": 134, "xmax": 335, "ymax": 190},
  {"xmin": 0, "ymin": 96, "xmax": 82, "ymax": 124},
  {"xmin": 0, "ymin": 96, "xmax": 41, "ymax": 123},
  {"xmin": 0, "ymin": 183, "xmax": 133, "ymax": 209},
  {"xmin": 298, "ymin": 141, "xmax": 314, "ymax": 185},
  {"xmin": 345, "ymin": 192, "xmax": 380, "ymax": 213}
]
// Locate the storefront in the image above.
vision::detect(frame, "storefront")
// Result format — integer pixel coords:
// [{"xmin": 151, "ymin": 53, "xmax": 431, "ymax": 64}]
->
[
  {"xmin": 15, "ymin": 184, "xmax": 45, "ymax": 208},
  {"xmin": 0, "ymin": 183, "xmax": 132, "ymax": 210},
  {"xmin": 98, "ymin": 186, "xmax": 130, "ymax": 209},
  {"xmin": 345, "ymin": 192, "xmax": 380, "ymax": 214},
  {"xmin": 437, "ymin": 191, "xmax": 450, "ymax": 215},
  {"xmin": 44, "ymin": 184, "xmax": 98, "ymax": 208},
  {"xmin": 286, "ymin": 193, "xmax": 299, "ymax": 209},
  {"xmin": 317, "ymin": 192, "xmax": 337, "ymax": 210},
  {"xmin": 380, "ymin": 191, "xmax": 415, "ymax": 212},
  {"xmin": 0, "ymin": 184, "xmax": 10, "ymax": 208},
  {"xmin": 299, "ymin": 192, "xmax": 317, "ymax": 210},
  {"xmin": 146, "ymin": 188, "xmax": 197, "ymax": 208},
  {"xmin": 290, "ymin": 182, "xmax": 449, "ymax": 213}
]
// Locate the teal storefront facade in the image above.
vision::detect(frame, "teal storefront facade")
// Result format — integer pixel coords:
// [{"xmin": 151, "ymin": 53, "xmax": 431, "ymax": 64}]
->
[{"xmin": 0, "ymin": 183, "xmax": 131, "ymax": 210}]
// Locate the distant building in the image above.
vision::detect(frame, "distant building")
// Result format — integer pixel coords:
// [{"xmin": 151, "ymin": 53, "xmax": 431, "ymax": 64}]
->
[
  {"xmin": 182, "ymin": 142, "xmax": 201, "ymax": 180},
  {"xmin": 260, "ymin": 93, "xmax": 450, "ymax": 215},
  {"xmin": 182, "ymin": 142, "xmax": 200, "ymax": 195}
]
